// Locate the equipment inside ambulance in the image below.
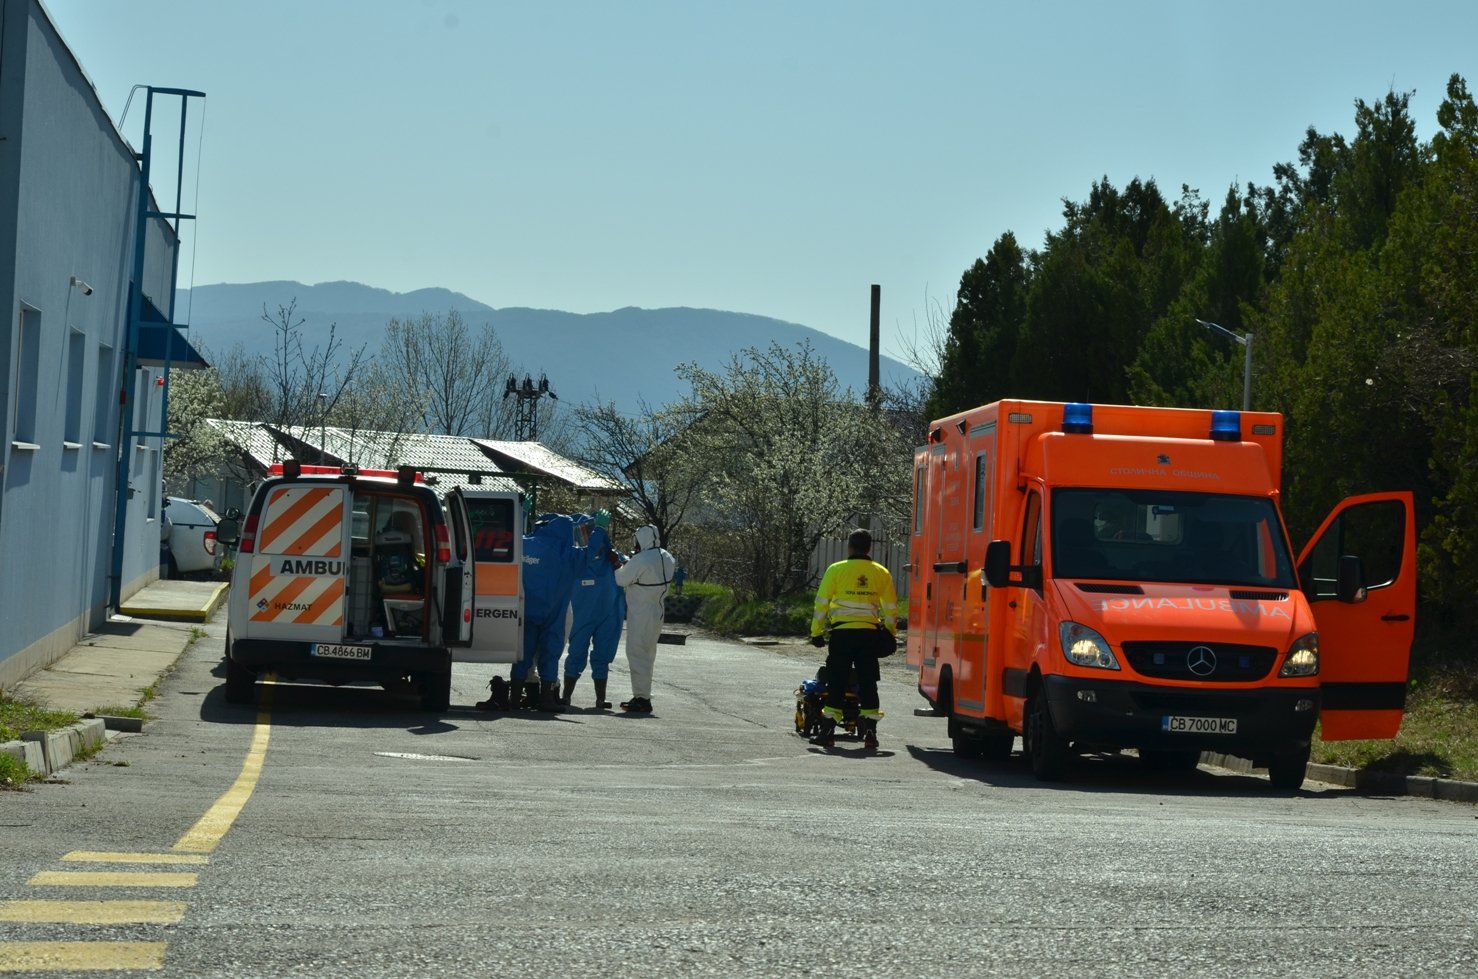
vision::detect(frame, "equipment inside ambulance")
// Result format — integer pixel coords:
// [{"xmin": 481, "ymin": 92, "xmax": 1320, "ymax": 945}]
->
[
  {"xmin": 217, "ymin": 462, "xmax": 475, "ymax": 711},
  {"xmin": 908, "ymin": 401, "xmax": 1417, "ymax": 790}
]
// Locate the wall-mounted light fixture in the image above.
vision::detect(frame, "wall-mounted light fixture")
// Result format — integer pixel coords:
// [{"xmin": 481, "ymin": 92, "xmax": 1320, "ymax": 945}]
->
[{"xmin": 70, "ymin": 276, "xmax": 94, "ymax": 296}]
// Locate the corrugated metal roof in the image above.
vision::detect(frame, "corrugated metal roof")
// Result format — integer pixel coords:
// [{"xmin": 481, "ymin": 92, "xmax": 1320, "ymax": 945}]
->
[
  {"xmin": 205, "ymin": 421, "xmax": 526, "ymax": 494},
  {"xmin": 473, "ymin": 439, "xmax": 622, "ymax": 492}
]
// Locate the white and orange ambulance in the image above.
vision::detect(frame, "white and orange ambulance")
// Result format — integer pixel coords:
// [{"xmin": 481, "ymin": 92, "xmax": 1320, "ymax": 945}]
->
[
  {"xmin": 907, "ymin": 400, "xmax": 1417, "ymax": 789},
  {"xmin": 219, "ymin": 461, "xmax": 523, "ymax": 710}
]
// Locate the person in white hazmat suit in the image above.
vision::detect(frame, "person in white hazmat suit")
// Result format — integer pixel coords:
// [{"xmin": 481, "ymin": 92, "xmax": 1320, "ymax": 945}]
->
[{"xmin": 613, "ymin": 525, "xmax": 677, "ymax": 713}]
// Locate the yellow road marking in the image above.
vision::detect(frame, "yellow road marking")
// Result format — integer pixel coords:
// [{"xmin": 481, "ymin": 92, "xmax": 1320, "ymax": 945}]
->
[
  {"xmin": 0, "ymin": 940, "xmax": 167, "ymax": 971},
  {"xmin": 0, "ymin": 900, "xmax": 186, "ymax": 924},
  {"xmin": 62, "ymin": 852, "xmax": 208, "ymax": 865},
  {"xmin": 27, "ymin": 872, "xmax": 196, "ymax": 889},
  {"xmin": 172, "ymin": 695, "xmax": 273, "ymax": 854}
]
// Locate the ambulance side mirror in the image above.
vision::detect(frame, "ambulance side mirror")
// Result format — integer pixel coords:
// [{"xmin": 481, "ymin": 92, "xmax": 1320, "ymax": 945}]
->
[
  {"xmin": 215, "ymin": 517, "xmax": 240, "ymax": 547},
  {"xmin": 1337, "ymin": 554, "xmax": 1367, "ymax": 604},
  {"xmin": 984, "ymin": 539, "xmax": 1042, "ymax": 592},
  {"xmin": 984, "ymin": 540, "xmax": 1012, "ymax": 589}
]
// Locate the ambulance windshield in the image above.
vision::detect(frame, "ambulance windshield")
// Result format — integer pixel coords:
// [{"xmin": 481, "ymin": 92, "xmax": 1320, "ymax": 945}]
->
[{"xmin": 1051, "ymin": 488, "xmax": 1296, "ymax": 587}]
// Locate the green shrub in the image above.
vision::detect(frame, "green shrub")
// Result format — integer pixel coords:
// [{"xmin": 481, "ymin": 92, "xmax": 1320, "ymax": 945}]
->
[{"xmin": 0, "ymin": 753, "xmax": 34, "ymax": 788}]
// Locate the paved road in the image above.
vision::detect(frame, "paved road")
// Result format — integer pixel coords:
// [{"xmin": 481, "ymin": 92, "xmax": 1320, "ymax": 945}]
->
[{"xmin": 3, "ymin": 612, "xmax": 1475, "ymax": 977}]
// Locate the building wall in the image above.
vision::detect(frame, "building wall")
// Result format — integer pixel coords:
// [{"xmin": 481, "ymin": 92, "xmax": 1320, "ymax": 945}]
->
[{"xmin": 0, "ymin": 0, "xmax": 179, "ymax": 688}]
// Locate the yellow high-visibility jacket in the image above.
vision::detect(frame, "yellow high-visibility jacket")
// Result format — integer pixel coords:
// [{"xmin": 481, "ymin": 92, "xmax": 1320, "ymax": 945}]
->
[{"xmin": 811, "ymin": 557, "xmax": 898, "ymax": 638}]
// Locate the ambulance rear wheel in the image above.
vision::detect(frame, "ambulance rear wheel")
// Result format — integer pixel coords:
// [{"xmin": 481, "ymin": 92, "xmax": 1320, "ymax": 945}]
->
[
  {"xmin": 223, "ymin": 632, "xmax": 255, "ymax": 705},
  {"xmin": 1025, "ymin": 692, "xmax": 1070, "ymax": 781},
  {"xmin": 981, "ymin": 733, "xmax": 1015, "ymax": 763},
  {"xmin": 418, "ymin": 670, "xmax": 451, "ymax": 712}
]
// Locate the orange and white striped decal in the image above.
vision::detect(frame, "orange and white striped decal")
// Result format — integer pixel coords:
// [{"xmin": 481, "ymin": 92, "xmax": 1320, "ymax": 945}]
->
[
  {"xmin": 247, "ymin": 556, "xmax": 346, "ymax": 625},
  {"xmin": 257, "ymin": 486, "xmax": 344, "ymax": 557},
  {"xmin": 247, "ymin": 485, "xmax": 347, "ymax": 626}
]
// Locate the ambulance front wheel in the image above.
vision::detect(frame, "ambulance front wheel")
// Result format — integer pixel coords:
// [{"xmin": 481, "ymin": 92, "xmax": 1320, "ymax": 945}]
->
[
  {"xmin": 1025, "ymin": 691, "xmax": 1070, "ymax": 781},
  {"xmin": 223, "ymin": 632, "xmax": 256, "ymax": 705},
  {"xmin": 1267, "ymin": 742, "xmax": 1311, "ymax": 791}
]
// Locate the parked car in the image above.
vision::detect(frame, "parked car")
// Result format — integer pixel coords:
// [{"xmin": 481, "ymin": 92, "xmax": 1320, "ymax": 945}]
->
[{"xmin": 163, "ymin": 496, "xmax": 223, "ymax": 578}]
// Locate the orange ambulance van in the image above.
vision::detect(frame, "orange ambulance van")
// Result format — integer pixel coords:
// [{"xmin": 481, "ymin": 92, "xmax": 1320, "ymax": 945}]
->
[{"xmin": 907, "ymin": 400, "xmax": 1416, "ymax": 789}]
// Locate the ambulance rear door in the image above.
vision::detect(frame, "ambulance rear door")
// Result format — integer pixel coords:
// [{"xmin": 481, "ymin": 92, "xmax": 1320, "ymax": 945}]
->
[
  {"xmin": 246, "ymin": 480, "xmax": 351, "ymax": 644},
  {"xmin": 452, "ymin": 488, "xmax": 524, "ymax": 663},
  {"xmin": 1295, "ymin": 491, "xmax": 1417, "ymax": 740},
  {"xmin": 440, "ymin": 488, "xmax": 476, "ymax": 646}
]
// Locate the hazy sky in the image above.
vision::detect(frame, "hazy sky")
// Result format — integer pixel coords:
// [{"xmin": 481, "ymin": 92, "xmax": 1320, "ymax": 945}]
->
[{"xmin": 42, "ymin": 0, "xmax": 1478, "ymax": 360}]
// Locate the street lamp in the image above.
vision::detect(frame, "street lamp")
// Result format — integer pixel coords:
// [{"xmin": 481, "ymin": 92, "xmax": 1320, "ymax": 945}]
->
[{"xmin": 1195, "ymin": 319, "xmax": 1253, "ymax": 411}]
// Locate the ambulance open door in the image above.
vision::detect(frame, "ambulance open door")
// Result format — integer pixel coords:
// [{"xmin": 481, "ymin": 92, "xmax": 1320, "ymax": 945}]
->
[
  {"xmin": 1295, "ymin": 491, "xmax": 1417, "ymax": 740},
  {"xmin": 451, "ymin": 488, "xmax": 524, "ymax": 663}
]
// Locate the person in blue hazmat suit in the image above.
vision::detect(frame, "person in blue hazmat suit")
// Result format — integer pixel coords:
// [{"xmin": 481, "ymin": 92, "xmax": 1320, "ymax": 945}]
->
[
  {"xmin": 561, "ymin": 510, "xmax": 624, "ymax": 709},
  {"xmin": 613, "ymin": 525, "xmax": 677, "ymax": 713},
  {"xmin": 509, "ymin": 513, "xmax": 600, "ymax": 711}
]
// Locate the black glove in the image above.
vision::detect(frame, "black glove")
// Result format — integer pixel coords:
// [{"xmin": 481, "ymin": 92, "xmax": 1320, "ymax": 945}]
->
[{"xmin": 810, "ymin": 634, "xmax": 826, "ymax": 648}]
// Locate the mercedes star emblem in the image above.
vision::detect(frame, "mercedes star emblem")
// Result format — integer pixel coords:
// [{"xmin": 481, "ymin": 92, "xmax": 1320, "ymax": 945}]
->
[{"xmin": 1187, "ymin": 645, "xmax": 1217, "ymax": 677}]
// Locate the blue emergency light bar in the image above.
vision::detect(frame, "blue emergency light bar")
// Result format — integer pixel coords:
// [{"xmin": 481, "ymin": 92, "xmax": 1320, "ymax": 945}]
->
[
  {"xmin": 1062, "ymin": 402, "xmax": 1094, "ymax": 434},
  {"xmin": 1210, "ymin": 410, "xmax": 1242, "ymax": 441}
]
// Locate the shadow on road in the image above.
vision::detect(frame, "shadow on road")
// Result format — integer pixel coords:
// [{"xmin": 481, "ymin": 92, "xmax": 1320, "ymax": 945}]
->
[{"xmin": 903, "ymin": 742, "xmax": 1348, "ymax": 800}]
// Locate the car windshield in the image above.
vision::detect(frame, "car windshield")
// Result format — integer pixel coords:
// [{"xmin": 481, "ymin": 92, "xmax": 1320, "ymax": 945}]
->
[{"xmin": 1051, "ymin": 488, "xmax": 1296, "ymax": 588}]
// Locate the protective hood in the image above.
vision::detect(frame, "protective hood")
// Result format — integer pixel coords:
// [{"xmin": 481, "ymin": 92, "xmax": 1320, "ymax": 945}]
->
[{"xmin": 635, "ymin": 525, "xmax": 660, "ymax": 551}]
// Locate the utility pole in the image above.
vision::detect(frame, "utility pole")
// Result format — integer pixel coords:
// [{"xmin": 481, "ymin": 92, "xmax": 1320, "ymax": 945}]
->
[{"xmin": 503, "ymin": 373, "xmax": 556, "ymax": 441}]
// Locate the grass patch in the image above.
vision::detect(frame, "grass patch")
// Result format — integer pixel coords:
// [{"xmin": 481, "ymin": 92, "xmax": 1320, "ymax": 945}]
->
[
  {"xmin": 93, "ymin": 704, "xmax": 151, "ymax": 720},
  {"xmin": 685, "ymin": 580, "xmax": 907, "ymax": 638},
  {"xmin": 0, "ymin": 695, "xmax": 78, "ymax": 743}
]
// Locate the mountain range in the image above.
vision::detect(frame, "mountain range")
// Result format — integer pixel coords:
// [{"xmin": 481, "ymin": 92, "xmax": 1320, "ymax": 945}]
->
[{"xmin": 176, "ymin": 281, "xmax": 921, "ymax": 416}]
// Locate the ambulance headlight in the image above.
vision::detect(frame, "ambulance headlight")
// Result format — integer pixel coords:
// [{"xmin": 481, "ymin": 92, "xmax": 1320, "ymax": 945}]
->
[
  {"xmin": 1059, "ymin": 622, "xmax": 1120, "ymax": 670},
  {"xmin": 1279, "ymin": 632, "xmax": 1320, "ymax": 677}
]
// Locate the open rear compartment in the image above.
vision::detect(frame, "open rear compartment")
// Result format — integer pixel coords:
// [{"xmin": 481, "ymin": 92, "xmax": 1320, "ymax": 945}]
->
[{"xmin": 346, "ymin": 491, "xmax": 430, "ymax": 641}]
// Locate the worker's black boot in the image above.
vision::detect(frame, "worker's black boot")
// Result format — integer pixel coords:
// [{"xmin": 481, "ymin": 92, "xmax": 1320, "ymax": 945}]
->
[
  {"xmin": 537, "ymin": 681, "xmax": 561, "ymax": 712},
  {"xmin": 593, "ymin": 678, "xmax": 611, "ymax": 710},
  {"xmin": 519, "ymin": 682, "xmax": 540, "ymax": 710},
  {"xmin": 475, "ymin": 676, "xmax": 508, "ymax": 711},
  {"xmin": 561, "ymin": 676, "xmax": 579, "ymax": 707},
  {"xmin": 861, "ymin": 718, "xmax": 880, "ymax": 751}
]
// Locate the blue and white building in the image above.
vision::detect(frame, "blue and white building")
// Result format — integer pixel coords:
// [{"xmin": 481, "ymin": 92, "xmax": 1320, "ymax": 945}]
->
[{"xmin": 0, "ymin": 0, "xmax": 202, "ymax": 688}]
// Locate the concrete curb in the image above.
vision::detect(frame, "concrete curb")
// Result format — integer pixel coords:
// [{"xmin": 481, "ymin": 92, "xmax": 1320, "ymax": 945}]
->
[
  {"xmin": 118, "ymin": 580, "xmax": 229, "ymax": 622},
  {"xmin": 2, "ymin": 717, "xmax": 107, "ymax": 779},
  {"xmin": 1202, "ymin": 751, "xmax": 1478, "ymax": 803}
]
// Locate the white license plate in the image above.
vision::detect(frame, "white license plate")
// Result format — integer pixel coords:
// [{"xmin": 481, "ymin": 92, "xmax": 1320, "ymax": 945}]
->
[
  {"xmin": 1162, "ymin": 715, "xmax": 1237, "ymax": 735},
  {"xmin": 312, "ymin": 643, "xmax": 372, "ymax": 661}
]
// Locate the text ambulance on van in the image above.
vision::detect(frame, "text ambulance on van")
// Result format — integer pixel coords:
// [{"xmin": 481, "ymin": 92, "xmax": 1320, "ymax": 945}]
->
[{"xmin": 907, "ymin": 401, "xmax": 1416, "ymax": 789}]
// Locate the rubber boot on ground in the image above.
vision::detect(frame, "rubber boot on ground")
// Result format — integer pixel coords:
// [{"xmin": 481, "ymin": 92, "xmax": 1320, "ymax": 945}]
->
[
  {"xmin": 561, "ymin": 676, "xmax": 579, "ymax": 707},
  {"xmin": 593, "ymin": 678, "xmax": 611, "ymax": 710},
  {"xmin": 475, "ymin": 676, "xmax": 508, "ymax": 711},
  {"xmin": 519, "ymin": 682, "xmax": 540, "ymax": 710},
  {"xmin": 861, "ymin": 718, "xmax": 880, "ymax": 751},
  {"xmin": 537, "ymin": 681, "xmax": 561, "ymax": 712}
]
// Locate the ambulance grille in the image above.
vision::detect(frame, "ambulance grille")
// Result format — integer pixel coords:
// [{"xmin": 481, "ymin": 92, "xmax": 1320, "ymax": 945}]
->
[
  {"xmin": 1121, "ymin": 642, "xmax": 1277, "ymax": 682},
  {"xmin": 1229, "ymin": 590, "xmax": 1289, "ymax": 601},
  {"xmin": 1075, "ymin": 583, "xmax": 1144, "ymax": 594}
]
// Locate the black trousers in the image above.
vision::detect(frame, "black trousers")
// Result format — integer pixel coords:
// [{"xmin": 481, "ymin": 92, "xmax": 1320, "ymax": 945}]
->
[{"xmin": 824, "ymin": 628, "xmax": 881, "ymax": 714}]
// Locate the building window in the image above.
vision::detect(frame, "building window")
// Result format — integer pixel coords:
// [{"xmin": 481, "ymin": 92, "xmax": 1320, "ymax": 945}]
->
[
  {"xmin": 94, "ymin": 344, "xmax": 115, "ymax": 446},
  {"xmin": 12, "ymin": 306, "xmax": 40, "ymax": 445},
  {"xmin": 65, "ymin": 329, "xmax": 85, "ymax": 445}
]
